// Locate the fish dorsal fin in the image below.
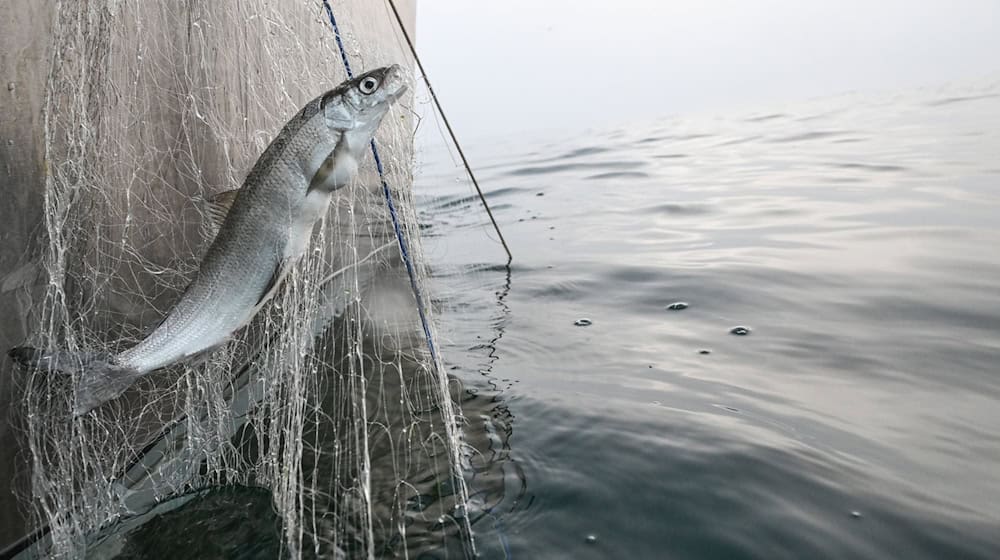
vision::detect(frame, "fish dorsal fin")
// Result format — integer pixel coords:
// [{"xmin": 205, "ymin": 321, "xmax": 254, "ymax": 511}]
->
[{"xmin": 204, "ymin": 189, "xmax": 240, "ymax": 230}]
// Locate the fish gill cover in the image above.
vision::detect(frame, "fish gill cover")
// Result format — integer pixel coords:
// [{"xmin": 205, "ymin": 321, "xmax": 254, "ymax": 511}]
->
[{"xmin": 4, "ymin": 1, "xmax": 487, "ymax": 558}]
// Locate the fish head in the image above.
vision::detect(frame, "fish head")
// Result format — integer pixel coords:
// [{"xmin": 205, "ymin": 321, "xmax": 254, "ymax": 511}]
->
[
  {"xmin": 321, "ymin": 64, "xmax": 408, "ymax": 136},
  {"xmin": 298, "ymin": 66, "xmax": 407, "ymax": 193}
]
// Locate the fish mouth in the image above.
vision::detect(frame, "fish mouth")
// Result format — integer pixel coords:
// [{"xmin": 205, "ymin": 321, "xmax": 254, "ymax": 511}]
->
[{"xmin": 377, "ymin": 63, "xmax": 409, "ymax": 102}]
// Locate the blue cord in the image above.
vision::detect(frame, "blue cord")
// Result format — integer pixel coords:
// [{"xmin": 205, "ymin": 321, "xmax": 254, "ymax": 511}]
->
[
  {"xmin": 321, "ymin": 0, "xmax": 439, "ymax": 366},
  {"xmin": 321, "ymin": 4, "xmax": 511, "ymax": 558},
  {"xmin": 322, "ymin": 1, "xmax": 355, "ymax": 76}
]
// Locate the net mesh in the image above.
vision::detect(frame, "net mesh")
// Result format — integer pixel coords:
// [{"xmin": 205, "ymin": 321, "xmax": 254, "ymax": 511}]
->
[{"xmin": 9, "ymin": 1, "xmax": 481, "ymax": 557}]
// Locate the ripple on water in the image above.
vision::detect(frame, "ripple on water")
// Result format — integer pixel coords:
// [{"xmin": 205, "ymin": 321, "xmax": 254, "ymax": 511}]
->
[
  {"xmin": 506, "ymin": 160, "xmax": 646, "ymax": 177},
  {"xmin": 561, "ymin": 145, "xmax": 612, "ymax": 159},
  {"xmin": 712, "ymin": 135, "xmax": 765, "ymax": 147},
  {"xmin": 829, "ymin": 162, "xmax": 908, "ymax": 173},
  {"xmin": 428, "ymin": 186, "xmax": 528, "ymax": 210},
  {"xmin": 654, "ymin": 153, "xmax": 688, "ymax": 159},
  {"xmin": 635, "ymin": 135, "xmax": 671, "ymax": 144},
  {"xmin": 585, "ymin": 171, "xmax": 650, "ymax": 180},
  {"xmin": 745, "ymin": 113, "xmax": 788, "ymax": 122},
  {"xmin": 769, "ymin": 130, "xmax": 853, "ymax": 143},
  {"xmin": 645, "ymin": 202, "xmax": 711, "ymax": 216},
  {"xmin": 925, "ymin": 93, "xmax": 1000, "ymax": 107}
]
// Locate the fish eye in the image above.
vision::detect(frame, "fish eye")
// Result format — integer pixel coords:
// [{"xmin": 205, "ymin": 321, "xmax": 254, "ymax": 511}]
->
[{"xmin": 359, "ymin": 77, "xmax": 380, "ymax": 95}]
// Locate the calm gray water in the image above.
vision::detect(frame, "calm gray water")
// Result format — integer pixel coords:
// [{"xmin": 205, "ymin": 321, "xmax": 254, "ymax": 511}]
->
[{"xmin": 423, "ymin": 82, "xmax": 1000, "ymax": 559}]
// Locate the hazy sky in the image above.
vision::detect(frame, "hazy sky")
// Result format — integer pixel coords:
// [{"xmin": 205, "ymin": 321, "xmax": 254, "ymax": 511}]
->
[{"xmin": 415, "ymin": 0, "xmax": 1000, "ymax": 139}]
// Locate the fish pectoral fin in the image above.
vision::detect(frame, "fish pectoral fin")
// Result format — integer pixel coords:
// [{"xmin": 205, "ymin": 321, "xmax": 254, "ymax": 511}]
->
[
  {"xmin": 203, "ymin": 188, "xmax": 241, "ymax": 230},
  {"xmin": 308, "ymin": 136, "xmax": 355, "ymax": 194},
  {"xmin": 256, "ymin": 258, "xmax": 292, "ymax": 307}
]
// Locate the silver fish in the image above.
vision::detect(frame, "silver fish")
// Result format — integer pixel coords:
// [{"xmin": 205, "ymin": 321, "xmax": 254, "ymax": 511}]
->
[{"xmin": 10, "ymin": 65, "xmax": 408, "ymax": 415}]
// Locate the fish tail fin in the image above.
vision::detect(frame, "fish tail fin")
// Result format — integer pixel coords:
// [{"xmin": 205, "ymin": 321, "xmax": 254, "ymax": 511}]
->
[
  {"xmin": 72, "ymin": 362, "xmax": 141, "ymax": 416},
  {"xmin": 8, "ymin": 346, "xmax": 140, "ymax": 416}
]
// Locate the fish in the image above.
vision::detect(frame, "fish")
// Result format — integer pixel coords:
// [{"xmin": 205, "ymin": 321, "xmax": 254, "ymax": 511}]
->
[{"xmin": 9, "ymin": 64, "xmax": 408, "ymax": 415}]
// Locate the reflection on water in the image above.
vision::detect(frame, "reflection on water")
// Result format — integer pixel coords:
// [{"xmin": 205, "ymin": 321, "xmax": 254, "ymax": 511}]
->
[
  {"xmin": 442, "ymin": 264, "xmax": 528, "ymax": 559},
  {"xmin": 421, "ymin": 81, "xmax": 1000, "ymax": 559}
]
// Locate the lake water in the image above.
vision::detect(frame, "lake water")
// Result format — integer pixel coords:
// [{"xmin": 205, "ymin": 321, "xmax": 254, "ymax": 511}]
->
[{"xmin": 421, "ymin": 82, "xmax": 1000, "ymax": 559}]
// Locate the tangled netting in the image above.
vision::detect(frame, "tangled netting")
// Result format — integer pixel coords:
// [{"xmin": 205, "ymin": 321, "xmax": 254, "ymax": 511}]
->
[{"xmin": 9, "ymin": 1, "xmax": 481, "ymax": 557}]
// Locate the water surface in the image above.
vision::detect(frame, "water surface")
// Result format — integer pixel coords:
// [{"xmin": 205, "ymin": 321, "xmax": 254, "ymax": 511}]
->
[{"xmin": 423, "ymin": 82, "xmax": 1000, "ymax": 559}]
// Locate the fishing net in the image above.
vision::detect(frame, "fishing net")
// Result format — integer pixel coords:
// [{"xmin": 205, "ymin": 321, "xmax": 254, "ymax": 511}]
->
[{"xmin": 1, "ymin": 1, "xmax": 511, "ymax": 557}]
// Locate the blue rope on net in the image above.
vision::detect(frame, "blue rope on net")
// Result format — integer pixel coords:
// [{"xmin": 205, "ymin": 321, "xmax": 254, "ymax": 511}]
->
[
  {"xmin": 320, "ymin": 4, "xmax": 513, "ymax": 558},
  {"xmin": 321, "ymin": 0, "xmax": 439, "ymax": 366}
]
